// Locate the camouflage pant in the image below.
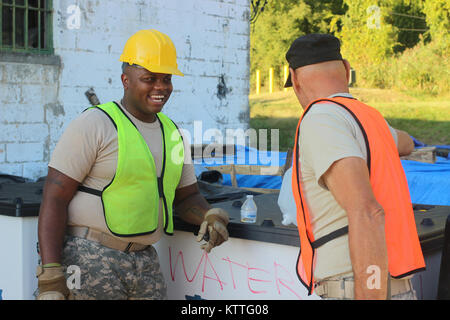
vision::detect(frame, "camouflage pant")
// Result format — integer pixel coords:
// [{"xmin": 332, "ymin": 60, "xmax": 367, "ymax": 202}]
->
[{"xmin": 61, "ymin": 235, "xmax": 167, "ymax": 300}]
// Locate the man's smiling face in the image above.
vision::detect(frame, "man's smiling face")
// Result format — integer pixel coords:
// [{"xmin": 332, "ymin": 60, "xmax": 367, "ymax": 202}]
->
[{"xmin": 121, "ymin": 64, "xmax": 173, "ymax": 122}]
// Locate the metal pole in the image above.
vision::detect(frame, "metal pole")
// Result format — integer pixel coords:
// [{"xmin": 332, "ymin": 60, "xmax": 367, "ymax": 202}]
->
[
  {"xmin": 283, "ymin": 65, "xmax": 289, "ymax": 92},
  {"xmin": 255, "ymin": 70, "xmax": 260, "ymax": 95},
  {"xmin": 269, "ymin": 67, "xmax": 273, "ymax": 94}
]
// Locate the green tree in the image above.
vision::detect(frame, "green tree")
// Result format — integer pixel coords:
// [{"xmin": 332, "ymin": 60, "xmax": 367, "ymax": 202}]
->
[
  {"xmin": 332, "ymin": 0, "xmax": 398, "ymax": 87},
  {"xmin": 422, "ymin": 0, "xmax": 450, "ymax": 44},
  {"xmin": 386, "ymin": 0, "xmax": 427, "ymax": 52},
  {"xmin": 250, "ymin": 0, "xmax": 345, "ymax": 92},
  {"xmin": 392, "ymin": 0, "xmax": 449, "ymax": 95},
  {"xmin": 249, "ymin": 0, "xmax": 449, "ymax": 94}
]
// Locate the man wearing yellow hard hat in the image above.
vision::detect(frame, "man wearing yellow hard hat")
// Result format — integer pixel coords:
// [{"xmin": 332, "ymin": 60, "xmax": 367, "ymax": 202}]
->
[{"xmin": 36, "ymin": 29, "xmax": 230, "ymax": 300}]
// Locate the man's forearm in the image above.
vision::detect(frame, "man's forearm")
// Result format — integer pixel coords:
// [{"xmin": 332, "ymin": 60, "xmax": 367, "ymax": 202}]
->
[
  {"xmin": 322, "ymin": 157, "xmax": 389, "ymax": 299},
  {"xmin": 395, "ymin": 129, "xmax": 414, "ymax": 156},
  {"xmin": 38, "ymin": 168, "xmax": 80, "ymax": 265},
  {"xmin": 174, "ymin": 192, "xmax": 211, "ymax": 226},
  {"xmin": 348, "ymin": 207, "xmax": 389, "ymax": 300},
  {"xmin": 38, "ymin": 201, "xmax": 69, "ymax": 265}
]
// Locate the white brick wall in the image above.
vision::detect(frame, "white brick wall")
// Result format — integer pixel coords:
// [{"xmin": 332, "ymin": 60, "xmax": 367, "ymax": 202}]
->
[
  {"xmin": 6, "ymin": 143, "xmax": 44, "ymax": 163},
  {"xmin": 0, "ymin": 0, "xmax": 250, "ymax": 180},
  {"xmin": 0, "ymin": 144, "xmax": 5, "ymax": 162},
  {"xmin": 0, "ymin": 61, "xmax": 59, "ymax": 178}
]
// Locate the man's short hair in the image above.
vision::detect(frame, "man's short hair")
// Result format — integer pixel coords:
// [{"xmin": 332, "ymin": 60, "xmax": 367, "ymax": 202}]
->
[{"xmin": 121, "ymin": 62, "xmax": 144, "ymax": 73}]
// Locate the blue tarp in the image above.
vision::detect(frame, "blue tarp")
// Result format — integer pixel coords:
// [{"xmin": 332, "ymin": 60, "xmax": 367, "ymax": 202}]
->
[
  {"xmin": 194, "ymin": 143, "xmax": 450, "ymax": 206},
  {"xmin": 402, "ymin": 156, "xmax": 450, "ymax": 206}
]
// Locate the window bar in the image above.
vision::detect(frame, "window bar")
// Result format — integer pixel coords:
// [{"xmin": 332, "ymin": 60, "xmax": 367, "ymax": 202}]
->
[
  {"xmin": 0, "ymin": 1, "xmax": 3, "ymax": 47},
  {"xmin": 12, "ymin": 0, "xmax": 16, "ymax": 50},
  {"xmin": 47, "ymin": 0, "xmax": 53, "ymax": 53},
  {"xmin": 20, "ymin": 0, "xmax": 26, "ymax": 49},
  {"xmin": 24, "ymin": 0, "xmax": 28, "ymax": 49},
  {"xmin": 37, "ymin": 1, "xmax": 41, "ymax": 52},
  {"xmin": 41, "ymin": 0, "xmax": 45, "ymax": 50}
]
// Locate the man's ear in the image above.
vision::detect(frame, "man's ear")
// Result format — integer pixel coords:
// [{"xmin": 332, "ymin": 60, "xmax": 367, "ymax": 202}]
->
[
  {"xmin": 342, "ymin": 59, "xmax": 351, "ymax": 84},
  {"xmin": 290, "ymin": 67, "xmax": 300, "ymax": 94},
  {"xmin": 121, "ymin": 73, "xmax": 129, "ymax": 90}
]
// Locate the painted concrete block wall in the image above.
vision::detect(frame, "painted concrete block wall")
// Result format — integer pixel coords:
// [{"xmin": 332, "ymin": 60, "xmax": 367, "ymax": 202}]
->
[
  {"xmin": 0, "ymin": 0, "xmax": 250, "ymax": 180},
  {"xmin": 0, "ymin": 61, "xmax": 61, "ymax": 178}
]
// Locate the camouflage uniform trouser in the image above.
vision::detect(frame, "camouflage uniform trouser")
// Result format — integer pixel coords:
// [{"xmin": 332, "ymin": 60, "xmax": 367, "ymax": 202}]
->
[{"xmin": 61, "ymin": 235, "xmax": 167, "ymax": 300}]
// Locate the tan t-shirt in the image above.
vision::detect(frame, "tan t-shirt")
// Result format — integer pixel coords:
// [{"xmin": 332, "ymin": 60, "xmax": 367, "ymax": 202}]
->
[
  {"xmin": 298, "ymin": 93, "xmax": 398, "ymax": 281},
  {"xmin": 49, "ymin": 101, "xmax": 197, "ymax": 245}
]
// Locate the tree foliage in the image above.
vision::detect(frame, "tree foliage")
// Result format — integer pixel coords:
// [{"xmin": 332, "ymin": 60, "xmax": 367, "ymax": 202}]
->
[
  {"xmin": 250, "ymin": 0, "xmax": 449, "ymax": 94},
  {"xmin": 422, "ymin": 0, "xmax": 450, "ymax": 44},
  {"xmin": 335, "ymin": 0, "xmax": 396, "ymax": 68},
  {"xmin": 250, "ymin": 0, "xmax": 345, "ymax": 89}
]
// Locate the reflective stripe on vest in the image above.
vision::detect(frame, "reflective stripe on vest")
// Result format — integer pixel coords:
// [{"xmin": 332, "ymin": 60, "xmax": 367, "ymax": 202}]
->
[
  {"xmin": 292, "ymin": 96, "xmax": 426, "ymax": 295},
  {"xmin": 79, "ymin": 102, "xmax": 184, "ymax": 237}
]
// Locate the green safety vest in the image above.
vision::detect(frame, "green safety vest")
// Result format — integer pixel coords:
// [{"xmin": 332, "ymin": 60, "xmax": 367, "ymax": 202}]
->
[{"xmin": 79, "ymin": 101, "xmax": 184, "ymax": 236}]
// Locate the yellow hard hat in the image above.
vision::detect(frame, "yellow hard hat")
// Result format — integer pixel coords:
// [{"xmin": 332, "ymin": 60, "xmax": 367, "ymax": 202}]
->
[{"xmin": 119, "ymin": 29, "xmax": 184, "ymax": 76}]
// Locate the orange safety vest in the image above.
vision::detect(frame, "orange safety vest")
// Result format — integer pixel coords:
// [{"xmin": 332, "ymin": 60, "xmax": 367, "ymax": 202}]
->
[{"xmin": 292, "ymin": 96, "xmax": 426, "ymax": 295}]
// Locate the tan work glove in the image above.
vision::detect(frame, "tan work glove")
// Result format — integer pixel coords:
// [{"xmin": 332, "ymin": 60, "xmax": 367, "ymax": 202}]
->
[
  {"xmin": 36, "ymin": 265, "xmax": 71, "ymax": 300},
  {"xmin": 196, "ymin": 208, "xmax": 229, "ymax": 253}
]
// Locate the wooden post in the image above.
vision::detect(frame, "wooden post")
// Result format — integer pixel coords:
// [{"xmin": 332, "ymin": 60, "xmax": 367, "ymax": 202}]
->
[
  {"xmin": 401, "ymin": 147, "xmax": 437, "ymax": 164},
  {"xmin": 281, "ymin": 148, "xmax": 293, "ymax": 176},
  {"xmin": 269, "ymin": 67, "xmax": 274, "ymax": 93},
  {"xmin": 255, "ymin": 70, "xmax": 260, "ymax": 95},
  {"xmin": 349, "ymin": 68, "xmax": 356, "ymax": 87},
  {"xmin": 283, "ymin": 65, "xmax": 289, "ymax": 92},
  {"xmin": 230, "ymin": 164, "xmax": 238, "ymax": 187}
]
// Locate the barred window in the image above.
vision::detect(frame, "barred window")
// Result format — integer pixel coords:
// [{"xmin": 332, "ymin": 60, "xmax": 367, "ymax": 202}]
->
[{"xmin": 1, "ymin": 0, "xmax": 53, "ymax": 54}]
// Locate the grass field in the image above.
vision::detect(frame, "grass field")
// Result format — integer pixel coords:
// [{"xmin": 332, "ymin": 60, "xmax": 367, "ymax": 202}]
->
[{"xmin": 249, "ymin": 88, "xmax": 450, "ymax": 151}]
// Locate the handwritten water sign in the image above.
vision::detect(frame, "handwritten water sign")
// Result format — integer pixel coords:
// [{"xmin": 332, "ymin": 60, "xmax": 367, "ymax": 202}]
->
[{"xmin": 155, "ymin": 231, "xmax": 320, "ymax": 300}]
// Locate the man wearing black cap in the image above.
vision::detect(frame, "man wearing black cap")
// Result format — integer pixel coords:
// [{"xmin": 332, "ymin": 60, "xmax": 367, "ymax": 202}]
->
[{"xmin": 283, "ymin": 33, "xmax": 423, "ymax": 300}]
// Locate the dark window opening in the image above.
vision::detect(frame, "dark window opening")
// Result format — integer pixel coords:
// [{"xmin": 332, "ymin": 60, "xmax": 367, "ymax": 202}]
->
[{"xmin": 1, "ymin": 0, "xmax": 53, "ymax": 54}]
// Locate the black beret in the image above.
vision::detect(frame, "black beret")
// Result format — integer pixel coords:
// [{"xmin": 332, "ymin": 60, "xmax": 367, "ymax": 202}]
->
[{"xmin": 284, "ymin": 33, "xmax": 343, "ymax": 87}]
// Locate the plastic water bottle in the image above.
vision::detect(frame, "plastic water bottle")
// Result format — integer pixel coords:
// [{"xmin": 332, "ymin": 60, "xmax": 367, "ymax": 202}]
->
[{"xmin": 241, "ymin": 195, "xmax": 257, "ymax": 223}]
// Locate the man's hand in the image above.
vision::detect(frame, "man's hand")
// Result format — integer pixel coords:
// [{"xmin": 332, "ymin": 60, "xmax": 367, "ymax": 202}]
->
[
  {"xmin": 36, "ymin": 265, "xmax": 71, "ymax": 300},
  {"xmin": 196, "ymin": 208, "xmax": 229, "ymax": 253},
  {"xmin": 174, "ymin": 183, "xmax": 230, "ymax": 253}
]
